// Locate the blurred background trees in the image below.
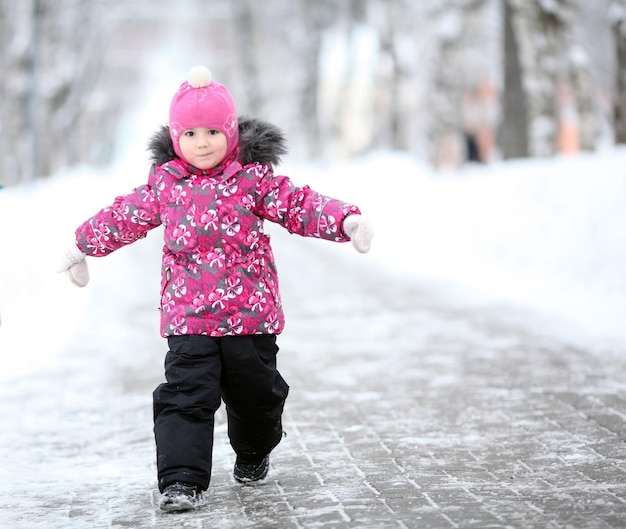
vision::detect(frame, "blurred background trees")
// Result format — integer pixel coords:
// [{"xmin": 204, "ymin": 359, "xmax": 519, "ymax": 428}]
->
[{"xmin": 0, "ymin": 0, "xmax": 624, "ymax": 186}]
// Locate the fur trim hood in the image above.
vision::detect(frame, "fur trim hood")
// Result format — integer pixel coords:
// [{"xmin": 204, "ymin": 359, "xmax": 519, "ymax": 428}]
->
[{"xmin": 147, "ymin": 116, "xmax": 287, "ymax": 167}]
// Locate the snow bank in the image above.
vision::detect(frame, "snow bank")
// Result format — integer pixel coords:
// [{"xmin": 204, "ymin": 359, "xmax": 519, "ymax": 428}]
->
[{"xmin": 281, "ymin": 148, "xmax": 626, "ymax": 348}]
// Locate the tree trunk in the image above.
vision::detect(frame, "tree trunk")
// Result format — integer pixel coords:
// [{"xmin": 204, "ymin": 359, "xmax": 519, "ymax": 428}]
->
[
  {"xmin": 614, "ymin": 10, "xmax": 626, "ymax": 143},
  {"xmin": 505, "ymin": 0, "xmax": 578, "ymax": 157},
  {"xmin": 233, "ymin": 0, "xmax": 262, "ymax": 116},
  {"xmin": 0, "ymin": 0, "xmax": 117, "ymax": 186},
  {"xmin": 1, "ymin": 0, "xmax": 37, "ymax": 185},
  {"xmin": 500, "ymin": 0, "xmax": 529, "ymax": 159},
  {"xmin": 427, "ymin": 0, "xmax": 491, "ymax": 167},
  {"xmin": 297, "ymin": 0, "xmax": 334, "ymax": 158},
  {"xmin": 330, "ymin": 0, "xmax": 368, "ymax": 155}
]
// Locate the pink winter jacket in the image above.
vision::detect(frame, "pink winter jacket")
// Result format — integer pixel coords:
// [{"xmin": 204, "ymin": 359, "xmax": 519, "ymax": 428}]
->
[{"xmin": 75, "ymin": 118, "xmax": 360, "ymax": 337}]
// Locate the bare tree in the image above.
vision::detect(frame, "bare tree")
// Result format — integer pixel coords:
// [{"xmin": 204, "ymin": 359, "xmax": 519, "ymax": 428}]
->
[
  {"xmin": 292, "ymin": 0, "xmax": 336, "ymax": 157},
  {"xmin": 425, "ymin": 0, "xmax": 494, "ymax": 166},
  {"xmin": 3, "ymin": 0, "xmax": 622, "ymax": 186},
  {"xmin": 501, "ymin": 0, "xmax": 529, "ymax": 159},
  {"xmin": 0, "ymin": 0, "xmax": 116, "ymax": 186},
  {"xmin": 328, "ymin": 0, "xmax": 368, "ymax": 154},
  {"xmin": 1, "ymin": 1, "xmax": 37, "ymax": 185},
  {"xmin": 502, "ymin": 0, "xmax": 581, "ymax": 158},
  {"xmin": 376, "ymin": 0, "xmax": 408, "ymax": 151},
  {"xmin": 232, "ymin": 0, "xmax": 262, "ymax": 116},
  {"xmin": 611, "ymin": 0, "xmax": 626, "ymax": 143}
]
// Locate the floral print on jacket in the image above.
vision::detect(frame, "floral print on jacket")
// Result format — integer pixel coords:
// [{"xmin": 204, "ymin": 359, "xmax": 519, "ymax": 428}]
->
[{"xmin": 75, "ymin": 154, "xmax": 360, "ymax": 337}]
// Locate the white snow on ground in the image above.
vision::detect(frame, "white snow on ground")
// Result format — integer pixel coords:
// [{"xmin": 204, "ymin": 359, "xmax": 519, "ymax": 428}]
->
[{"xmin": 289, "ymin": 147, "xmax": 626, "ymax": 351}]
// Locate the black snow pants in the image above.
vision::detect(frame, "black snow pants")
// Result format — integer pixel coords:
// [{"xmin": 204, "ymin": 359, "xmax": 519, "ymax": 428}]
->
[{"xmin": 153, "ymin": 334, "xmax": 289, "ymax": 492}]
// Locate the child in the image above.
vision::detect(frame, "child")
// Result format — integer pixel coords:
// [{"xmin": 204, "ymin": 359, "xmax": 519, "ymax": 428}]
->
[{"xmin": 57, "ymin": 66, "xmax": 373, "ymax": 513}]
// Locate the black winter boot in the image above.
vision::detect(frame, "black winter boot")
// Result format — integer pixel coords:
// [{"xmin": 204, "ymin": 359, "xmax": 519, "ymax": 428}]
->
[
  {"xmin": 159, "ymin": 482, "xmax": 205, "ymax": 512},
  {"xmin": 233, "ymin": 454, "xmax": 270, "ymax": 484}
]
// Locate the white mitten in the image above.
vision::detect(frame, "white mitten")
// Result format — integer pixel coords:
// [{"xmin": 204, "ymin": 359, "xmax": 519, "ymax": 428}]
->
[
  {"xmin": 57, "ymin": 243, "xmax": 89, "ymax": 287},
  {"xmin": 343, "ymin": 215, "xmax": 374, "ymax": 254}
]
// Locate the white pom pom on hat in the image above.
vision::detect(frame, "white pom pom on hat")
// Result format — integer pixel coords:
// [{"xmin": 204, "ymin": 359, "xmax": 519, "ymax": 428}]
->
[{"xmin": 187, "ymin": 65, "xmax": 212, "ymax": 88}]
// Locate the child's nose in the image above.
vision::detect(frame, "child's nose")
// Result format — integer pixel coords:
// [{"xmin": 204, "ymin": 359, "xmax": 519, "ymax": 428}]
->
[{"xmin": 197, "ymin": 132, "xmax": 210, "ymax": 145}]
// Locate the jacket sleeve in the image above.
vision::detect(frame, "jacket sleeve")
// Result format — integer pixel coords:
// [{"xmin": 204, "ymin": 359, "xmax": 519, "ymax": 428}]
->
[
  {"xmin": 251, "ymin": 163, "xmax": 360, "ymax": 242},
  {"xmin": 75, "ymin": 181, "xmax": 161, "ymax": 257}
]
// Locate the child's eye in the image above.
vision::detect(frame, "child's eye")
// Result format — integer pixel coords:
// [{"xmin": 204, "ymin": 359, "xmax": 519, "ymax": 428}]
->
[
  {"xmin": 184, "ymin": 130, "xmax": 195, "ymax": 137},
  {"xmin": 209, "ymin": 129, "xmax": 219, "ymax": 135}
]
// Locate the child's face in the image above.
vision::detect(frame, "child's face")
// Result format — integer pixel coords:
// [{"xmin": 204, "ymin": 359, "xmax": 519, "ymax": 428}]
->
[{"xmin": 179, "ymin": 128, "xmax": 228, "ymax": 170}]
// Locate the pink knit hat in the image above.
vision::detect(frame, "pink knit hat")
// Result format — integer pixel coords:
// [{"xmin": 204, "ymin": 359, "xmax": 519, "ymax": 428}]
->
[{"xmin": 169, "ymin": 66, "xmax": 239, "ymax": 162}]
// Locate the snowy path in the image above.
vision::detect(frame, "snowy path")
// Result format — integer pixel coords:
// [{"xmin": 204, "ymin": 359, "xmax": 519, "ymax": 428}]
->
[{"xmin": 1, "ymin": 228, "xmax": 626, "ymax": 528}]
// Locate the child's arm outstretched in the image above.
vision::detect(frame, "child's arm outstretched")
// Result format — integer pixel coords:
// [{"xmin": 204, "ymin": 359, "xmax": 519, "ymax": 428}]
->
[
  {"xmin": 57, "ymin": 180, "xmax": 161, "ymax": 287},
  {"xmin": 252, "ymin": 164, "xmax": 374, "ymax": 253}
]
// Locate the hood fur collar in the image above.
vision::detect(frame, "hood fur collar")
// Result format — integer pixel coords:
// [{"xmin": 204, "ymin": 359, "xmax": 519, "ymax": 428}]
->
[{"xmin": 147, "ymin": 116, "xmax": 287, "ymax": 167}]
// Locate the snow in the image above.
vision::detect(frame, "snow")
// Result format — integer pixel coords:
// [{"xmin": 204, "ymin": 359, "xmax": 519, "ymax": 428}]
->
[
  {"xmin": 279, "ymin": 148, "xmax": 626, "ymax": 351},
  {"xmin": 1, "ymin": 121, "xmax": 626, "ymax": 525}
]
